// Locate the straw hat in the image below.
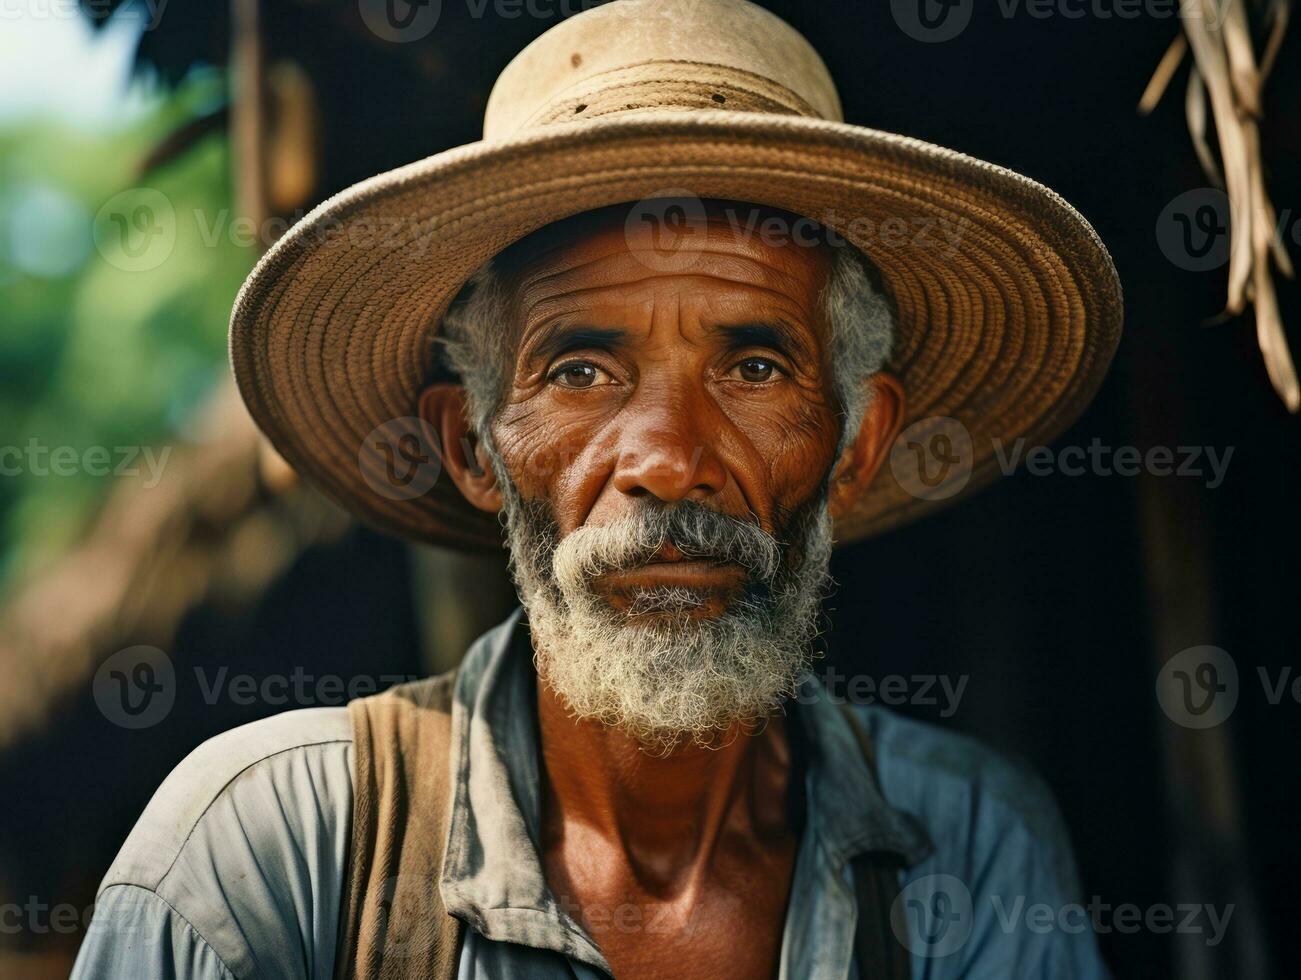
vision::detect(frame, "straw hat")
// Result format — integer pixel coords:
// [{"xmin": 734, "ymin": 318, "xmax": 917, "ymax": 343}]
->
[{"xmin": 230, "ymin": 0, "xmax": 1122, "ymax": 551}]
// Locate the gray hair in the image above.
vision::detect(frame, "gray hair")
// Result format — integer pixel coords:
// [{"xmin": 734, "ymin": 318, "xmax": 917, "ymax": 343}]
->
[{"xmin": 438, "ymin": 242, "xmax": 895, "ymax": 454}]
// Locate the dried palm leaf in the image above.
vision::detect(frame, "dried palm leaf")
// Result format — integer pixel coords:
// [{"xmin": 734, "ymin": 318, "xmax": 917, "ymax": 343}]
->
[
  {"xmin": 1139, "ymin": 32, "xmax": 1189, "ymax": 113},
  {"xmin": 1186, "ymin": 67, "xmax": 1224, "ymax": 187},
  {"xmin": 1222, "ymin": 0, "xmax": 1262, "ymax": 115},
  {"xmin": 1144, "ymin": 0, "xmax": 1298, "ymax": 411},
  {"xmin": 1259, "ymin": 0, "xmax": 1290, "ymax": 80}
]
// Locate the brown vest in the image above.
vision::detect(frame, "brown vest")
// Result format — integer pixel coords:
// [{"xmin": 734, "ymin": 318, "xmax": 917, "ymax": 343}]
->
[{"xmin": 333, "ymin": 672, "xmax": 910, "ymax": 979}]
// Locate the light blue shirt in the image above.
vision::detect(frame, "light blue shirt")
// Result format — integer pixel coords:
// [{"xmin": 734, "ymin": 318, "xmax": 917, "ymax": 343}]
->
[{"xmin": 73, "ymin": 609, "xmax": 1109, "ymax": 978}]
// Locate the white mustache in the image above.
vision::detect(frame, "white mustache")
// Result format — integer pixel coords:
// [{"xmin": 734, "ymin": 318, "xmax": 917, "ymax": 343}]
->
[{"xmin": 552, "ymin": 503, "xmax": 782, "ymax": 594}]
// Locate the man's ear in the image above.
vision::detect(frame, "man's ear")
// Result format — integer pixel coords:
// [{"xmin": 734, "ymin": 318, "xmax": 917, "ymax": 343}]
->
[
  {"xmin": 417, "ymin": 383, "xmax": 502, "ymax": 514},
  {"xmin": 828, "ymin": 372, "xmax": 905, "ymax": 521}
]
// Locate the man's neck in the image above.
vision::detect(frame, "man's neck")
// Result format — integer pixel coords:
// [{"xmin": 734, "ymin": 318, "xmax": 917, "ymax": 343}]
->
[{"xmin": 535, "ymin": 679, "xmax": 794, "ymax": 893}]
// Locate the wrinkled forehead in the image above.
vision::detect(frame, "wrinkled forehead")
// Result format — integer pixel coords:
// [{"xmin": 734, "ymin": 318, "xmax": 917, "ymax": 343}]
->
[{"xmin": 493, "ymin": 198, "xmax": 836, "ymax": 296}]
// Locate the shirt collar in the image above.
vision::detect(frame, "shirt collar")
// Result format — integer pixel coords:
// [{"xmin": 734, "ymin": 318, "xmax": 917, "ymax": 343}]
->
[
  {"xmin": 789, "ymin": 672, "xmax": 932, "ymax": 868},
  {"xmin": 439, "ymin": 610, "xmax": 930, "ymax": 970}
]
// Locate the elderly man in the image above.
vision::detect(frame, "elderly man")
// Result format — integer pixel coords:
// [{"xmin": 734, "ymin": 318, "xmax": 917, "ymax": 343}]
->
[{"xmin": 76, "ymin": 1, "xmax": 1121, "ymax": 978}]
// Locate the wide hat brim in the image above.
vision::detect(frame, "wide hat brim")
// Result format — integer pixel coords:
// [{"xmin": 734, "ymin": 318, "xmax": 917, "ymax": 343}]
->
[{"xmin": 230, "ymin": 110, "xmax": 1122, "ymax": 551}]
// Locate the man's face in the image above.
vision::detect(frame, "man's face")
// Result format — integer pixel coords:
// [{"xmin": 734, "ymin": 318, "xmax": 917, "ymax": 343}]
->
[
  {"xmin": 464, "ymin": 204, "xmax": 858, "ymax": 749},
  {"xmin": 493, "ymin": 207, "xmax": 842, "ymax": 567}
]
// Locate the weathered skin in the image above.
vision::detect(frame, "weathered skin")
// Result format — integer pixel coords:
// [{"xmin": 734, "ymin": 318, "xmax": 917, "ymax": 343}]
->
[{"xmin": 421, "ymin": 205, "xmax": 904, "ymax": 979}]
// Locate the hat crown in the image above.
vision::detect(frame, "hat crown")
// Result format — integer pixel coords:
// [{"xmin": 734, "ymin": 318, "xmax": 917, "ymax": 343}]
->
[{"xmin": 483, "ymin": 0, "xmax": 843, "ymax": 140}]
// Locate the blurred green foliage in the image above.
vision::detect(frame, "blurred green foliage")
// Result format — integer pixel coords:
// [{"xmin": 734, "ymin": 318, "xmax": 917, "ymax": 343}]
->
[{"xmin": 0, "ymin": 68, "xmax": 254, "ymax": 589}]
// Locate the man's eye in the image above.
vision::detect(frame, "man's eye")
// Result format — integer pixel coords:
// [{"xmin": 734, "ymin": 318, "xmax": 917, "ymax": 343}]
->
[
  {"xmin": 549, "ymin": 361, "xmax": 608, "ymax": 389},
  {"xmin": 728, "ymin": 357, "xmax": 782, "ymax": 384}
]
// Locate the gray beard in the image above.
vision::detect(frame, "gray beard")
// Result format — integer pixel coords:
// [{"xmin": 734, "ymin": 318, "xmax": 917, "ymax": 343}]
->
[{"xmin": 487, "ymin": 453, "xmax": 834, "ymax": 754}]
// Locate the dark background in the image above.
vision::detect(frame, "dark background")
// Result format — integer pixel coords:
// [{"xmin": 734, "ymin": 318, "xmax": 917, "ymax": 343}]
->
[{"xmin": 1, "ymin": 1, "xmax": 1297, "ymax": 977}]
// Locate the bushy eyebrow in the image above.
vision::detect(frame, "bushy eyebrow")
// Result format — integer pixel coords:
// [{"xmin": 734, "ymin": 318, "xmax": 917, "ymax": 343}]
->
[
  {"xmin": 527, "ymin": 325, "xmax": 628, "ymax": 365},
  {"xmin": 710, "ymin": 320, "xmax": 815, "ymax": 363}
]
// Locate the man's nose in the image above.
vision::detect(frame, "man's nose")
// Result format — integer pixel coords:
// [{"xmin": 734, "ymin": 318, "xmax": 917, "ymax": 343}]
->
[{"xmin": 609, "ymin": 394, "xmax": 728, "ymax": 503}]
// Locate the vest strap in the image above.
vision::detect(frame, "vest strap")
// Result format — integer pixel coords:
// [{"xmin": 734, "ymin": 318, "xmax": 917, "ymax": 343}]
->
[{"xmin": 333, "ymin": 671, "xmax": 464, "ymax": 980}]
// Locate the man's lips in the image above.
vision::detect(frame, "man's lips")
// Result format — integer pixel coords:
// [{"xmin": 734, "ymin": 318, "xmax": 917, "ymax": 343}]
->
[
  {"xmin": 597, "ymin": 561, "xmax": 746, "ymax": 590},
  {"xmin": 594, "ymin": 543, "xmax": 747, "ymax": 591}
]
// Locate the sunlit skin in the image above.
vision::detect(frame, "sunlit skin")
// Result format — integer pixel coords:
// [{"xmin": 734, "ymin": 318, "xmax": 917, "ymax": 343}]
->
[{"xmin": 420, "ymin": 204, "xmax": 904, "ymax": 979}]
